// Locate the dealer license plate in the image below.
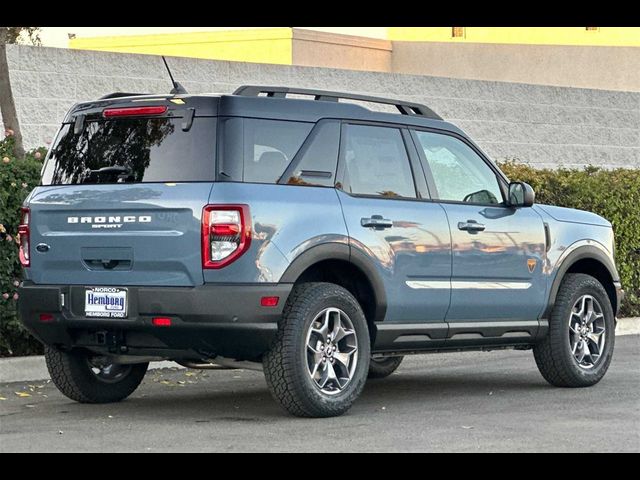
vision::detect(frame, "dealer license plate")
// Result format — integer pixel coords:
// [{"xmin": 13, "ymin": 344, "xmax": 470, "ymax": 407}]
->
[{"xmin": 85, "ymin": 287, "xmax": 128, "ymax": 319}]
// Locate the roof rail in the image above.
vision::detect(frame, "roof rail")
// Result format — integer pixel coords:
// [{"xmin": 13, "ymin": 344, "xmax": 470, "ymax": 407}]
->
[
  {"xmin": 233, "ymin": 85, "xmax": 442, "ymax": 120},
  {"xmin": 99, "ymin": 92, "xmax": 149, "ymax": 100}
]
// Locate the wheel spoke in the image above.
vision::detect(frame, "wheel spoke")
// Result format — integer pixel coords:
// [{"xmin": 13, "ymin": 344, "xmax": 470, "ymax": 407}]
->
[
  {"xmin": 587, "ymin": 330, "xmax": 604, "ymax": 345},
  {"xmin": 571, "ymin": 339, "xmax": 580, "ymax": 355},
  {"xmin": 311, "ymin": 311, "xmax": 331, "ymax": 343},
  {"xmin": 576, "ymin": 340, "xmax": 587, "ymax": 363},
  {"xmin": 319, "ymin": 361, "xmax": 338, "ymax": 389},
  {"xmin": 333, "ymin": 352, "xmax": 352, "ymax": 370}
]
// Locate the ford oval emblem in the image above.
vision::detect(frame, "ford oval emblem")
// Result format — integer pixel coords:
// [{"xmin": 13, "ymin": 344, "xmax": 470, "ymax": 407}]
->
[{"xmin": 36, "ymin": 243, "xmax": 50, "ymax": 253}]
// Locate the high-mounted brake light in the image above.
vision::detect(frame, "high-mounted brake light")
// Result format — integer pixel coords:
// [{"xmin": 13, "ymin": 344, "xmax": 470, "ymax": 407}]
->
[
  {"xmin": 103, "ymin": 106, "xmax": 168, "ymax": 118},
  {"xmin": 202, "ymin": 205, "xmax": 251, "ymax": 269},
  {"xmin": 18, "ymin": 207, "xmax": 30, "ymax": 268}
]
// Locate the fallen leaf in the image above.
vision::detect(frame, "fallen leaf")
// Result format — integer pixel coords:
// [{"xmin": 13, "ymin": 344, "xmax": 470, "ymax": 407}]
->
[
  {"xmin": 177, "ymin": 381, "xmax": 186, "ymax": 385},
  {"xmin": 185, "ymin": 372, "xmax": 196, "ymax": 377},
  {"xmin": 160, "ymin": 380, "xmax": 171, "ymax": 385},
  {"xmin": 0, "ymin": 396, "xmax": 6, "ymax": 401},
  {"xmin": 461, "ymin": 426, "xmax": 474, "ymax": 430},
  {"xmin": 14, "ymin": 392, "xmax": 31, "ymax": 398}
]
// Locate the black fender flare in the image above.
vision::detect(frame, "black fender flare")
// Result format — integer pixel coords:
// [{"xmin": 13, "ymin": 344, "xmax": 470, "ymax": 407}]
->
[
  {"xmin": 544, "ymin": 244, "xmax": 620, "ymax": 318},
  {"xmin": 280, "ymin": 243, "xmax": 388, "ymax": 323}
]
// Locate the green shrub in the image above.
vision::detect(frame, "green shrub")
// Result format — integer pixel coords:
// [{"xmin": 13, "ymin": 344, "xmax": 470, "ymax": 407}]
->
[
  {"xmin": 499, "ymin": 160, "xmax": 640, "ymax": 317},
  {"xmin": 0, "ymin": 132, "xmax": 45, "ymax": 356}
]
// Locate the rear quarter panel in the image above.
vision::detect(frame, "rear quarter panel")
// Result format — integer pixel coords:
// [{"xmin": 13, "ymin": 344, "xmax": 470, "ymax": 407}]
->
[{"xmin": 204, "ymin": 183, "xmax": 348, "ymax": 283}]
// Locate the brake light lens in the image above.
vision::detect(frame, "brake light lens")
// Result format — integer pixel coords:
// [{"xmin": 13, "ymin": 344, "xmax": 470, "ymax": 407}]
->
[
  {"xmin": 18, "ymin": 207, "xmax": 30, "ymax": 268},
  {"xmin": 202, "ymin": 205, "xmax": 251, "ymax": 269},
  {"xmin": 103, "ymin": 106, "xmax": 168, "ymax": 118}
]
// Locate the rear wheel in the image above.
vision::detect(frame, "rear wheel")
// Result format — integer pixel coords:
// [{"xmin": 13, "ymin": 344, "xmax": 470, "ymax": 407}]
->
[
  {"xmin": 45, "ymin": 347, "xmax": 148, "ymax": 403},
  {"xmin": 368, "ymin": 356, "xmax": 404, "ymax": 379},
  {"xmin": 263, "ymin": 282, "xmax": 370, "ymax": 418},
  {"xmin": 534, "ymin": 273, "xmax": 615, "ymax": 388}
]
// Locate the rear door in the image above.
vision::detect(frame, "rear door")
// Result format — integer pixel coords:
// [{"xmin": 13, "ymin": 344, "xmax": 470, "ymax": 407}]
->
[
  {"xmin": 337, "ymin": 123, "xmax": 452, "ymax": 332},
  {"xmin": 27, "ymin": 107, "xmax": 217, "ymax": 287}
]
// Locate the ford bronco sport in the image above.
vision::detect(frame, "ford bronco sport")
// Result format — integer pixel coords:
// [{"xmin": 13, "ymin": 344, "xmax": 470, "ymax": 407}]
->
[{"xmin": 18, "ymin": 85, "xmax": 624, "ymax": 417}]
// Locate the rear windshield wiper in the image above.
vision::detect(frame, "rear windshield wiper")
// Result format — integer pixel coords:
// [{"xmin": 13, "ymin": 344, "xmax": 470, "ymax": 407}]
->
[{"xmin": 88, "ymin": 166, "xmax": 134, "ymax": 183}]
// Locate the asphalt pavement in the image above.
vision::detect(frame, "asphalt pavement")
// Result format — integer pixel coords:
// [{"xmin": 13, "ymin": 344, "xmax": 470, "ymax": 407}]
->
[{"xmin": 1, "ymin": 335, "xmax": 638, "ymax": 452}]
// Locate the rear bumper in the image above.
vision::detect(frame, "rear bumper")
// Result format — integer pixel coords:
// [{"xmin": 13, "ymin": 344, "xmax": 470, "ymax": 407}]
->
[{"xmin": 18, "ymin": 282, "xmax": 292, "ymax": 361}]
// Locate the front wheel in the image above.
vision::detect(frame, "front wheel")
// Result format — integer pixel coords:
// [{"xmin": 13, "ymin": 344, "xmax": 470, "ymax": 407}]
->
[
  {"xmin": 533, "ymin": 273, "xmax": 615, "ymax": 388},
  {"xmin": 263, "ymin": 282, "xmax": 371, "ymax": 418},
  {"xmin": 45, "ymin": 347, "xmax": 148, "ymax": 403}
]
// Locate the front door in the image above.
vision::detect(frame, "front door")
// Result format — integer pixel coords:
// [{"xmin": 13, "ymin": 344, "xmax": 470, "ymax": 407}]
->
[{"xmin": 411, "ymin": 130, "xmax": 548, "ymax": 324}]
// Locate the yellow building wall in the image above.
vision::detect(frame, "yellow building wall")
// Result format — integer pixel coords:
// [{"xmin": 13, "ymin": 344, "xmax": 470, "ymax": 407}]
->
[
  {"xmin": 69, "ymin": 28, "xmax": 294, "ymax": 65},
  {"xmin": 387, "ymin": 27, "xmax": 640, "ymax": 47}
]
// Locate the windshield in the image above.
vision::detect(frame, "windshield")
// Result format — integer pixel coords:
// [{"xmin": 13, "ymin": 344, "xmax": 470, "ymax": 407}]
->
[{"xmin": 41, "ymin": 117, "xmax": 216, "ymax": 185}]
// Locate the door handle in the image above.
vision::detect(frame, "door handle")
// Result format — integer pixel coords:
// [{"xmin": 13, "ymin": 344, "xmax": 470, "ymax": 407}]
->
[
  {"xmin": 457, "ymin": 220, "xmax": 486, "ymax": 232},
  {"xmin": 361, "ymin": 215, "xmax": 393, "ymax": 230}
]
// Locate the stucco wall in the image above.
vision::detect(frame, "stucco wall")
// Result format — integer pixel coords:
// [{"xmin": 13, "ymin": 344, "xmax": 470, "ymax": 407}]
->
[
  {"xmin": 392, "ymin": 41, "xmax": 640, "ymax": 93},
  {"xmin": 292, "ymin": 29, "xmax": 392, "ymax": 72},
  {"xmin": 3, "ymin": 44, "xmax": 639, "ymax": 169}
]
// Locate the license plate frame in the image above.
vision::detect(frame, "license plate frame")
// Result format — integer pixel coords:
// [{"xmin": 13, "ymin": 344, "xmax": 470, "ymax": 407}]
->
[{"xmin": 85, "ymin": 287, "xmax": 129, "ymax": 319}]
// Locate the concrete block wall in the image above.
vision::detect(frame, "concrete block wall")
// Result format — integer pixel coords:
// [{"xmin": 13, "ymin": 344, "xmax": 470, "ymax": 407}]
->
[{"xmin": 3, "ymin": 44, "xmax": 639, "ymax": 169}]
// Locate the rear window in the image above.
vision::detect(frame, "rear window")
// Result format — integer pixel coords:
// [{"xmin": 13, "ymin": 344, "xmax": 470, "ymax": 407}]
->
[{"xmin": 41, "ymin": 117, "xmax": 216, "ymax": 185}]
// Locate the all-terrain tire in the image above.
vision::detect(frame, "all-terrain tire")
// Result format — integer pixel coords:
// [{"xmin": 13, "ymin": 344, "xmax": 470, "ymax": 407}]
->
[
  {"xmin": 263, "ymin": 282, "xmax": 371, "ymax": 418},
  {"xmin": 45, "ymin": 346, "xmax": 148, "ymax": 403},
  {"xmin": 368, "ymin": 356, "xmax": 404, "ymax": 379},
  {"xmin": 533, "ymin": 273, "xmax": 615, "ymax": 388}
]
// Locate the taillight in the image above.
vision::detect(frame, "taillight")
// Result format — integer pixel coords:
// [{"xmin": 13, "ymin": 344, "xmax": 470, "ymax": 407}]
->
[
  {"xmin": 202, "ymin": 205, "xmax": 251, "ymax": 269},
  {"xmin": 18, "ymin": 207, "xmax": 30, "ymax": 268},
  {"xmin": 103, "ymin": 106, "xmax": 168, "ymax": 118}
]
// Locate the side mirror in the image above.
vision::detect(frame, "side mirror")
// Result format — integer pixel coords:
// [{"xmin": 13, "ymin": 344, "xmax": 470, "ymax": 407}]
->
[{"xmin": 508, "ymin": 182, "xmax": 535, "ymax": 207}]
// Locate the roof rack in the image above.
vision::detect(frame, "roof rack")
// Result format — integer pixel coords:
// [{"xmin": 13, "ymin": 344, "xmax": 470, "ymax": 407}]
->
[
  {"xmin": 99, "ymin": 92, "xmax": 149, "ymax": 100},
  {"xmin": 233, "ymin": 85, "xmax": 442, "ymax": 120}
]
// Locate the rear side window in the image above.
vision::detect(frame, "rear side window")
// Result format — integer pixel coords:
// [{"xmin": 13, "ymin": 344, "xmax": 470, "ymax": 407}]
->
[
  {"xmin": 340, "ymin": 124, "xmax": 416, "ymax": 198},
  {"xmin": 218, "ymin": 118, "xmax": 313, "ymax": 184},
  {"xmin": 41, "ymin": 117, "xmax": 217, "ymax": 185}
]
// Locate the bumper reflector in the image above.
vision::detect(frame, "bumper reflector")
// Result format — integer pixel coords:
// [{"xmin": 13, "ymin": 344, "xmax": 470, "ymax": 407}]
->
[
  {"xmin": 260, "ymin": 296, "xmax": 279, "ymax": 307},
  {"xmin": 152, "ymin": 317, "xmax": 172, "ymax": 327}
]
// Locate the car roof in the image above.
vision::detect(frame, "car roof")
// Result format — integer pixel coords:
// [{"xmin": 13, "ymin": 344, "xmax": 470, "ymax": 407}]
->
[{"xmin": 65, "ymin": 89, "xmax": 465, "ymax": 136}]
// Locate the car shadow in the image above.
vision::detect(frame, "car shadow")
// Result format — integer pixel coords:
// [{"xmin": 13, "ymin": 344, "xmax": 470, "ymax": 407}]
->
[{"xmin": 62, "ymin": 369, "xmax": 553, "ymax": 422}]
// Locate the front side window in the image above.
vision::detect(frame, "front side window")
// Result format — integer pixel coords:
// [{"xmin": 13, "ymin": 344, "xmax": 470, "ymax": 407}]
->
[
  {"xmin": 341, "ymin": 124, "xmax": 416, "ymax": 198},
  {"xmin": 414, "ymin": 131, "xmax": 503, "ymax": 205}
]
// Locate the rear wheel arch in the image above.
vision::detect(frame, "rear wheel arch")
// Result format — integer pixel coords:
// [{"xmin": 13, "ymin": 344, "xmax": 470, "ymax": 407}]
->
[
  {"xmin": 546, "ymin": 246, "xmax": 619, "ymax": 317},
  {"xmin": 279, "ymin": 244, "xmax": 387, "ymax": 344}
]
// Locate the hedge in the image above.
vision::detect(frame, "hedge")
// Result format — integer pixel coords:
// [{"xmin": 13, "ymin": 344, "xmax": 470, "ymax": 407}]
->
[
  {"xmin": 0, "ymin": 132, "xmax": 638, "ymax": 356},
  {"xmin": 0, "ymin": 133, "xmax": 45, "ymax": 356},
  {"xmin": 499, "ymin": 161, "xmax": 640, "ymax": 318}
]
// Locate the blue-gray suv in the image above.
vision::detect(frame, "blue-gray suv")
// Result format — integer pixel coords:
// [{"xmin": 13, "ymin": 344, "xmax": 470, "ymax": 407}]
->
[{"xmin": 18, "ymin": 86, "xmax": 624, "ymax": 417}]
